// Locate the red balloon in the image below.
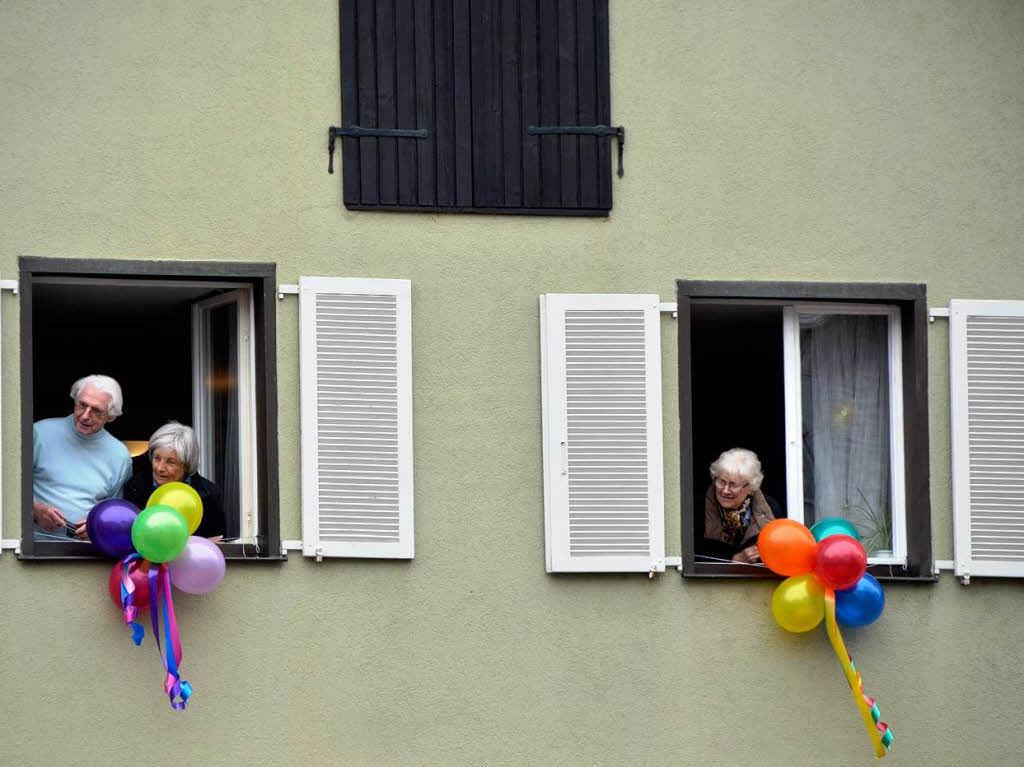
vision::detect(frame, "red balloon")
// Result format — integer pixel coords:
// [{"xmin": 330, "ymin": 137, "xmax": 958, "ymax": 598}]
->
[
  {"xmin": 812, "ymin": 534, "xmax": 867, "ymax": 590},
  {"xmin": 107, "ymin": 559, "xmax": 151, "ymax": 610}
]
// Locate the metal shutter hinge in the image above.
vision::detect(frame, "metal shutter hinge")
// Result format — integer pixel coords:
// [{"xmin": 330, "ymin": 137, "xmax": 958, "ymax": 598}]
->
[
  {"xmin": 328, "ymin": 125, "xmax": 430, "ymax": 174},
  {"xmin": 648, "ymin": 558, "xmax": 665, "ymax": 579},
  {"xmin": 527, "ymin": 125, "xmax": 626, "ymax": 177},
  {"xmin": 315, "ymin": 546, "xmax": 323, "ymax": 563}
]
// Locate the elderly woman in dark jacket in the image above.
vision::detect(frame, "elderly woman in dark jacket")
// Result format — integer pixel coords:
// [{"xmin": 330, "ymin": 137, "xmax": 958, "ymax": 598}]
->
[
  {"xmin": 699, "ymin": 447, "xmax": 780, "ymax": 564},
  {"xmin": 122, "ymin": 421, "xmax": 225, "ymax": 539}
]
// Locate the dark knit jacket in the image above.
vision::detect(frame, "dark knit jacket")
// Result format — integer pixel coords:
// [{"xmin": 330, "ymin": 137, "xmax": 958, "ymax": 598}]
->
[{"xmin": 122, "ymin": 469, "xmax": 226, "ymax": 539}]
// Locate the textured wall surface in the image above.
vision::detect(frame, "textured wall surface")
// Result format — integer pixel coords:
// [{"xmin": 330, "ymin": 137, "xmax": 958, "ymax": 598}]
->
[{"xmin": 1, "ymin": 1, "xmax": 1023, "ymax": 765}]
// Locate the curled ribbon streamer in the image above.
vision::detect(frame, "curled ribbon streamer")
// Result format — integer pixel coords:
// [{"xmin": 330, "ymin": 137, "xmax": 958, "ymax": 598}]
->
[
  {"xmin": 119, "ymin": 554, "xmax": 145, "ymax": 646},
  {"xmin": 148, "ymin": 564, "xmax": 192, "ymax": 710},
  {"xmin": 824, "ymin": 589, "xmax": 892, "ymax": 758}
]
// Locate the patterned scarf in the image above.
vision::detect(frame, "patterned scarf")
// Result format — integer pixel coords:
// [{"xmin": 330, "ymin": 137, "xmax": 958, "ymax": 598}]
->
[{"xmin": 718, "ymin": 497, "xmax": 752, "ymax": 547}]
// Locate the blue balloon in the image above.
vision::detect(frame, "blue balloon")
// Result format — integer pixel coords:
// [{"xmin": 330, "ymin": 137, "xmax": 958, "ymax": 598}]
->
[{"xmin": 835, "ymin": 573, "xmax": 885, "ymax": 627}]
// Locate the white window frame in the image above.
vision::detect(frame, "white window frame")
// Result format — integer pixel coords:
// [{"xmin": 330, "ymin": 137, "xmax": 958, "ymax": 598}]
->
[
  {"xmin": 192, "ymin": 287, "xmax": 259, "ymax": 541},
  {"xmin": 782, "ymin": 302, "xmax": 906, "ymax": 566}
]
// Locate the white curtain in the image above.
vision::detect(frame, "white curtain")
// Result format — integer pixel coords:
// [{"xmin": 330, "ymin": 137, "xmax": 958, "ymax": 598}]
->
[{"xmin": 801, "ymin": 314, "xmax": 892, "ymax": 554}]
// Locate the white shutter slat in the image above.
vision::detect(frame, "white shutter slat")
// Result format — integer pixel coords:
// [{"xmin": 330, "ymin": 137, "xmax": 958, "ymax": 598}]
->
[
  {"xmin": 541, "ymin": 294, "xmax": 665, "ymax": 573},
  {"xmin": 300, "ymin": 277, "xmax": 413, "ymax": 559},
  {"xmin": 951, "ymin": 300, "xmax": 1024, "ymax": 578}
]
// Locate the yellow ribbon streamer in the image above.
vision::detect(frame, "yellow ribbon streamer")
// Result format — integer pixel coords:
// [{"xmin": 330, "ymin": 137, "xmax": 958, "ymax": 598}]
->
[{"xmin": 824, "ymin": 589, "xmax": 889, "ymax": 758}]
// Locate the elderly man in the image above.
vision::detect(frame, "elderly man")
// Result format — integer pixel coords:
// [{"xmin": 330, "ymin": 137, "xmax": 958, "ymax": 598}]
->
[{"xmin": 32, "ymin": 374, "xmax": 133, "ymax": 541}]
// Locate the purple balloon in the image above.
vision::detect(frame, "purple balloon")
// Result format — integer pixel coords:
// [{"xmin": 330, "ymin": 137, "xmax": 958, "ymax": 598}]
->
[
  {"xmin": 86, "ymin": 499, "xmax": 140, "ymax": 559},
  {"xmin": 169, "ymin": 537, "xmax": 226, "ymax": 594}
]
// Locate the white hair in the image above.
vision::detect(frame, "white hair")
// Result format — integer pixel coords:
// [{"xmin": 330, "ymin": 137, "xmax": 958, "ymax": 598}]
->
[
  {"xmin": 148, "ymin": 421, "xmax": 200, "ymax": 476},
  {"xmin": 710, "ymin": 447, "xmax": 764, "ymax": 491},
  {"xmin": 70, "ymin": 374, "xmax": 124, "ymax": 419}
]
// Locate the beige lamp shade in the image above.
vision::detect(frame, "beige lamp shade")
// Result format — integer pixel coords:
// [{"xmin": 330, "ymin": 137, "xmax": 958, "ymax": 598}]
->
[{"xmin": 122, "ymin": 440, "xmax": 150, "ymax": 458}]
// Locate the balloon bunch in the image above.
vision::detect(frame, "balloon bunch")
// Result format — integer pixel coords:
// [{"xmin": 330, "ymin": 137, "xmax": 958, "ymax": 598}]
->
[
  {"xmin": 758, "ymin": 517, "xmax": 892, "ymax": 758},
  {"xmin": 88, "ymin": 482, "xmax": 226, "ymax": 710}
]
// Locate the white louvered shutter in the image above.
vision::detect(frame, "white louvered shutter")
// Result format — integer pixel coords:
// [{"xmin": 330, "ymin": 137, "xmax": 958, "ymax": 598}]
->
[
  {"xmin": 540, "ymin": 294, "xmax": 665, "ymax": 573},
  {"xmin": 0, "ymin": 272, "xmax": 3, "ymax": 550},
  {"xmin": 950, "ymin": 300, "xmax": 1024, "ymax": 578},
  {"xmin": 300, "ymin": 277, "xmax": 413, "ymax": 559}
]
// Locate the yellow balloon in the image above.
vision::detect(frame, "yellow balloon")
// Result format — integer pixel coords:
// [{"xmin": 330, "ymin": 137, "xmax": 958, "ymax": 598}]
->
[
  {"xmin": 147, "ymin": 481, "xmax": 204, "ymax": 535},
  {"xmin": 771, "ymin": 574, "xmax": 826, "ymax": 633}
]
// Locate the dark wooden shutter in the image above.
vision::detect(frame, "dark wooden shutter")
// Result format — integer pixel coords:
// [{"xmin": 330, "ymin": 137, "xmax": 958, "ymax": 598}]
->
[{"xmin": 337, "ymin": 0, "xmax": 613, "ymax": 216}]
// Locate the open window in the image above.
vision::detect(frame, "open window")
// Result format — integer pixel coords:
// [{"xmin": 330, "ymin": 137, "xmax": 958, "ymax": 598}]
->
[
  {"xmin": 678, "ymin": 281, "xmax": 932, "ymax": 580},
  {"xmin": 19, "ymin": 257, "xmax": 281, "ymax": 560}
]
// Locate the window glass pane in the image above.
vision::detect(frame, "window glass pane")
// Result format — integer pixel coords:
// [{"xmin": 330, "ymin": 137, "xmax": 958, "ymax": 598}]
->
[
  {"xmin": 800, "ymin": 314, "xmax": 892, "ymax": 556},
  {"xmin": 208, "ymin": 302, "xmax": 240, "ymax": 537}
]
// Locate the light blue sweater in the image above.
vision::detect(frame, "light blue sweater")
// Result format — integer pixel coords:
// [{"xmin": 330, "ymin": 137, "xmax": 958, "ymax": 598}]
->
[{"xmin": 33, "ymin": 416, "xmax": 132, "ymax": 541}]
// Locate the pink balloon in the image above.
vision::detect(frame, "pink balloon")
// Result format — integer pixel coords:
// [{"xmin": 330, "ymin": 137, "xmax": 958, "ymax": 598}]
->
[{"xmin": 168, "ymin": 537, "xmax": 226, "ymax": 594}]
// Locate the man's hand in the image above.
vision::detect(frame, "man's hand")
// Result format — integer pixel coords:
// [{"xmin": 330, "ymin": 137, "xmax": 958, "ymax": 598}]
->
[
  {"xmin": 732, "ymin": 544, "xmax": 760, "ymax": 564},
  {"xmin": 70, "ymin": 520, "xmax": 89, "ymax": 540},
  {"xmin": 32, "ymin": 501, "xmax": 67, "ymax": 531}
]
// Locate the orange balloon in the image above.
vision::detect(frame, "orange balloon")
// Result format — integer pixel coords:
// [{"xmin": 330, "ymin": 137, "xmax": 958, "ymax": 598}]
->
[{"xmin": 759, "ymin": 518, "xmax": 817, "ymax": 576}]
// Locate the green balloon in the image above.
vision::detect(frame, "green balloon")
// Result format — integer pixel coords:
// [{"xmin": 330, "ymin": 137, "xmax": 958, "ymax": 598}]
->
[
  {"xmin": 809, "ymin": 517, "xmax": 861, "ymax": 543},
  {"xmin": 131, "ymin": 504, "xmax": 189, "ymax": 563}
]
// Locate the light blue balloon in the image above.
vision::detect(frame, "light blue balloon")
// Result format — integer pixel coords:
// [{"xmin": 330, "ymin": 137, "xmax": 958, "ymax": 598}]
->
[{"xmin": 809, "ymin": 517, "xmax": 861, "ymax": 542}]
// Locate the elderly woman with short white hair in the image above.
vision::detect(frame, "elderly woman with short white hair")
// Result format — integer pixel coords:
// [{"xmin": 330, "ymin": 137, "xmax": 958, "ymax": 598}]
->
[
  {"xmin": 122, "ymin": 421, "xmax": 225, "ymax": 539},
  {"xmin": 699, "ymin": 447, "xmax": 779, "ymax": 564}
]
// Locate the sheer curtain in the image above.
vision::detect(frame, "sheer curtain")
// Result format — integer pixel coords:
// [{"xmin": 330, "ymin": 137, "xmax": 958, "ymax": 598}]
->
[{"xmin": 801, "ymin": 313, "xmax": 892, "ymax": 555}]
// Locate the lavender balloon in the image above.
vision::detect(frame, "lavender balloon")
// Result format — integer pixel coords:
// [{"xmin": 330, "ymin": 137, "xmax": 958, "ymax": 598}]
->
[
  {"xmin": 169, "ymin": 537, "xmax": 226, "ymax": 594},
  {"xmin": 86, "ymin": 499, "xmax": 140, "ymax": 559}
]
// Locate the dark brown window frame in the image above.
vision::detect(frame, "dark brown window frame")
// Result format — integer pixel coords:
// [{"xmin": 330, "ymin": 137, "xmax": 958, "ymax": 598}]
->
[
  {"xmin": 18, "ymin": 257, "xmax": 283, "ymax": 561},
  {"xmin": 678, "ymin": 280, "xmax": 934, "ymax": 581}
]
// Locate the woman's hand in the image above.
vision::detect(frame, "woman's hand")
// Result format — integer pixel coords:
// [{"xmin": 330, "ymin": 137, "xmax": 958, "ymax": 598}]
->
[{"xmin": 732, "ymin": 545, "xmax": 760, "ymax": 564}]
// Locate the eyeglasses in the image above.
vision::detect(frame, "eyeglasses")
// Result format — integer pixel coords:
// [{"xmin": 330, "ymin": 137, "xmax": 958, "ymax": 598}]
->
[
  {"xmin": 74, "ymin": 400, "xmax": 109, "ymax": 419},
  {"xmin": 714, "ymin": 477, "xmax": 749, "ymax": 492}
]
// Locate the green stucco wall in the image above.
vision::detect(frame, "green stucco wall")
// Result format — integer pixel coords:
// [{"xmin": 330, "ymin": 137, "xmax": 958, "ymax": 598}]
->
[{"xmin": 1, "ymin": 1, "xmax": 1023, "ymax": 765}]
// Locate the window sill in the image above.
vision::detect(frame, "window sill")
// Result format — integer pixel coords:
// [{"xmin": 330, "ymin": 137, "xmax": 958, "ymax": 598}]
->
[
  {"xmin": 682, "ymin": 561, "xmax": 938, "ymax": 582},
  {"xmin": 684, "ymin": 562, "xmax": 780, "ymax": 579},
  {"xmin": 17, "ymin": 540, "xmax": 287, "ymax": 562}
]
